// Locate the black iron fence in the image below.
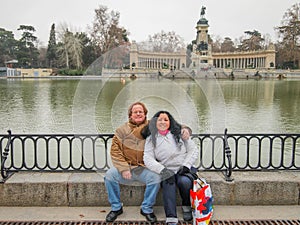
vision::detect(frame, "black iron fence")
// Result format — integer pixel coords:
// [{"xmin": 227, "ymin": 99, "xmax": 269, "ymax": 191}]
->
[{"xmin": 1, "ymin": 129, "xmax": 300, "ymax": 182}]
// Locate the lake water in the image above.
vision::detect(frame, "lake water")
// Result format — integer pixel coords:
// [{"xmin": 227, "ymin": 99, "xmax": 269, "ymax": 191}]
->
[{"xmin": 1, "ymin": 77, "xmax": 300, "ymax": 135}]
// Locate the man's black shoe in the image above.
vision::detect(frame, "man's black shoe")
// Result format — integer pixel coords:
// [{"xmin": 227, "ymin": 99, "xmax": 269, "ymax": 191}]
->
[
  {"xmin": 105, "ymin": 208, "xmax": 123, "ymax": 222},
  {"xmin": 140, "ymin": 209, "xmax": 157, "ymax": 223}
]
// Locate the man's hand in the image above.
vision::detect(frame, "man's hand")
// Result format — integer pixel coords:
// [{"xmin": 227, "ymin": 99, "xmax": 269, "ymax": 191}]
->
[
  {"xmin": 122, "ymin": 170, "xmax": 132, "ymax": 179},
  {"xmin": 181, "ymin": 128, "xmax": 191, "ymax": 140}
]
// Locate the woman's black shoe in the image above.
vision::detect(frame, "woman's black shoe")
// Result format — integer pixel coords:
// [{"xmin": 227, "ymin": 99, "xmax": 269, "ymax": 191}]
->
[
  {"xmin": 105, "ymin": 207, "xmax": 123, "ymax": 222},
  {"xmin": 140, "ymin": 209, "xmax": 157, "ymax": 223},
  {"xmin": 183, "ymin": 211, "xmax": 193, "ymax": 221}
]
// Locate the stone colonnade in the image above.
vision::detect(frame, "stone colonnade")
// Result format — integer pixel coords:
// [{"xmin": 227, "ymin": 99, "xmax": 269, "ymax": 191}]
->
[
  {"xmin": 130, "ymin": 44, "xmax": 276, "ymax": 70},
  {"xmin": 214, "ymin": 57, "xmax": 266, "ymax": 69},
  {"xmin": 137, "ymin": 56, "xmax": 184, "ymax": 69},
  {"xmin": 212, "ymin": 48, "xmax": 276, "ymax": 69},
  {"xmin": 130, "ymin": 42, "xmax": 187, "ymax": 70}
]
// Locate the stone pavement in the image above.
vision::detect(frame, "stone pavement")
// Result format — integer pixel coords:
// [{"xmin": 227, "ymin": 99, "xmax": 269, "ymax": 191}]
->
[
  {"xmin": 0, "ymin": 205, "xmax": 299, "ymax": 221},
  {"xmin": 0, "ymin": 171, "xmax": 299, "ymax": 222}
]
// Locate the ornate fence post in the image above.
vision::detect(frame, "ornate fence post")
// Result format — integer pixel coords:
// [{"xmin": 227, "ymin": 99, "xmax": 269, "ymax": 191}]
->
[
  {"xmin": 223, "ymin": 128, "xmax": 234, "ymax": 182},
  {"xmin": 1, "ymin": 130, "xmax": 12, "ymax": 181}
]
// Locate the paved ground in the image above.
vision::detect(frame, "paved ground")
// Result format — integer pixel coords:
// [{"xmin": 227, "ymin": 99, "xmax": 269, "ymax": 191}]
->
[{"xmin": 0, "ymin": 205, "xmax": 299, "ymax": 221}]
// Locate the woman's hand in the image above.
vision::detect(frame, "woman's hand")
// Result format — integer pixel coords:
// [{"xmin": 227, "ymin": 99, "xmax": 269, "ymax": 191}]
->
[
  {"xmin": 177, "ymin": 166, "xmax": 190, "ymax": 175},
  {"xmin": 122, "ymin": 170, "xmax": 132, "ymax": 179},
  {"xmin": 160, "ymin": 168, "xmax": 175, "ymax": 184}
]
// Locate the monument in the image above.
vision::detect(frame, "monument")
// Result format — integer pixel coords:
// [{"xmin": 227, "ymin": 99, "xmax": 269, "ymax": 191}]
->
[
  {"xmin": 190, "ymin": 6, "xmax": 213, "ymax": 69},
  {"xmin": 128, "ymin": 5, "xmax": 275, "ymax": 73}
]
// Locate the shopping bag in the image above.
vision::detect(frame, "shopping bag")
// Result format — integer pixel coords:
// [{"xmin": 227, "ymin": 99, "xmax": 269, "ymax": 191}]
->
[{"xmin": 190, "ymin": 178, "xmax": 213, "ymax": 225}]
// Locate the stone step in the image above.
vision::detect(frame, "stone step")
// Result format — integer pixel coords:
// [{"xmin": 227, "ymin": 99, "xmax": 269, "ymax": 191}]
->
[{"xmin": 0, "ymin": 171, "xmax": 299, "ymax": 206}]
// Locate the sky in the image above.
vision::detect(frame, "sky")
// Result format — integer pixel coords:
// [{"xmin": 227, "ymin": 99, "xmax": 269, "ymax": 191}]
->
[{"xmin": 1, "ymin": 0, "xmax": 299, "ymax": 47}]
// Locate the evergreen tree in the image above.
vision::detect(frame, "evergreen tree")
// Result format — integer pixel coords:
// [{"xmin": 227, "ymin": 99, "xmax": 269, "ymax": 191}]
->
[
  {"xmin": 47, "ymin": 23, "xmax": 57, "ymax": 67},
  {"xmin": 221, "ymin": 37, "xmax": 236, "ymax": 52},
  {"xmin": 78, "ymin": 32, "xmax": 97, "ymax": 68},
  {"xmin": 16, "ymin": 25, "xmax": 39, "ymax": 68},
  {"xmin": 0, "ymin": 28, "xmax": 18, "ymax": 66},
  {"xmin": 239, "ymin": 30, "xmax": 264, "ymax": 51}
]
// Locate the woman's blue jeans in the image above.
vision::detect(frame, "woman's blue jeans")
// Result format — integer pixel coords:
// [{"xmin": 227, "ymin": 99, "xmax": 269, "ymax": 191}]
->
[
  {"xmin": 104, "ymin": 167, "xmax": 161, "ymax": 213},
  {"xmin": 161, "ymin": 171, "xmax": 195, "ymax": 223}
]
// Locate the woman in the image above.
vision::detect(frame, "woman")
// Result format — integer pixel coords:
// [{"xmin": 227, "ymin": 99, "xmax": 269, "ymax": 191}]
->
[{"xmin": 143, "ymin": 111, "xmax": 199, "ymax": 225}]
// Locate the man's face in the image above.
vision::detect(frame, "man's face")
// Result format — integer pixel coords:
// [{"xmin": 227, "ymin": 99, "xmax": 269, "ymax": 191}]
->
[{"xmin": 130, "ymin": 104, "xmax": 146, "ymax": 125}]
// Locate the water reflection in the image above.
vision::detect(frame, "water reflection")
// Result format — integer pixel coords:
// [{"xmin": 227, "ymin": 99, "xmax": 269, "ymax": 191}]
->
[{"xmin": 0, "ymin": 78, "xmax": 300, "ymax": 134}]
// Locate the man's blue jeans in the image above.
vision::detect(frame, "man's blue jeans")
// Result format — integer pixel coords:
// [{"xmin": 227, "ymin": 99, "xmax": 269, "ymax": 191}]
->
[{"xmin": 104, "ymin": 167, "xmax": 161, "ymax": 213}]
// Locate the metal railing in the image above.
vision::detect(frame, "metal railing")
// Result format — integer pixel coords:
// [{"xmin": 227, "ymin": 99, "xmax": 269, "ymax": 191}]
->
[
  {"xmin": 1, "ymin": 129, "xmax": 300, "ymax": 182},
  {"xmin": 0, "ymin": 130, "xmax": 12, "ymax": 180}
]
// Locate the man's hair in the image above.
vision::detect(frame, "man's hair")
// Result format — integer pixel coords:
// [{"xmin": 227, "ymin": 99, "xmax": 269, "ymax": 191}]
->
[{"xmin": 128, "ymin": 102, "xmax": 148, "ymax": 118}]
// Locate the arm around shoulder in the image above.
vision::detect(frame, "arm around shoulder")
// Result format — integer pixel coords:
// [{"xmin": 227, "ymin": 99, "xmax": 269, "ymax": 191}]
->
[
  {"xmin": 182, "ymin": 138, "xmax": 199, "ymax": 169},
  {"xmin": 181, "ymin": 125, "xmax": 192, "ymax": 140}
]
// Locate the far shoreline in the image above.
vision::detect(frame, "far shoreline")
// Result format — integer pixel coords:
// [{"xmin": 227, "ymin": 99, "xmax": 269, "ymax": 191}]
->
[{"xmin": 2, "ymin": 68, "xmax": 300, "ymax": 80}]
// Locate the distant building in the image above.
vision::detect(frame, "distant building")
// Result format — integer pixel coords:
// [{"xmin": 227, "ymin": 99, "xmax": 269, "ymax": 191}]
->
[
  {"xmin": 130, "ymin": 6, "xmax": 276, "ymax": 70},
  {"xmin": 5, "ymin": 60, "xmax": 19, "ymax": 76},
  {"xmin": 212, "ymin": 45, "xmax": 276, "ymax": 69},
  {"xmin": 0, "ymin": 67, "xmax": 6, "ymax": 77},
  {"xmin": 17, "ymin": 68, "xmax": 53, "ymax": 77},
  {"xmin": 3, "ymin": 59, "xmax": 53, "ymax": 77},
  {"xmin": 130, "ymin": 41, "xmax": 187, "ymax": 70}
]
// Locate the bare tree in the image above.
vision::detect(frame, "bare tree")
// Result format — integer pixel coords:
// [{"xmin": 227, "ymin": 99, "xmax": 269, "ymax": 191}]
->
[
  {"xmin": 276, "ymin": 3, "xmax": 300, "ymax": 68},
  {"xmin": 210, "ymin": 35, "xmax": 222, "ymax": 52},
  {"xmin": 69, "ymin": 33, "xmax": 83, "ymax": 69},
  {"xmin": 57, "ymin": 24, "xmax": 71, "ymax": 68},
  {"xmin": 56, "ymin": 23, "xmax": 84, "ymax": 69},
  {"xmin": 89, "ymin": 5, "xmax": 129, "ymax": 57},
  {"xmin": 261, "ymin": 34, "xmax": 272, "ymax": 49},
  {"xmin": 144, "ymin": 30, "xmax": 185, "ymax": 52}
]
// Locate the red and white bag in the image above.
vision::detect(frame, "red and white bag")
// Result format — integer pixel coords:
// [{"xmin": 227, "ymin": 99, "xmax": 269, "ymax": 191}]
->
[{"xmin": 190, "ymin": 178, "xmax": 214, "ymax": 225}]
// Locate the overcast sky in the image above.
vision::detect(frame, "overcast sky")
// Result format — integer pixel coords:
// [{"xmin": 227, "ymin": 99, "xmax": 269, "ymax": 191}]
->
[{"xmin": 1, "ymin": 0, "xmax": 298, "ymax": 47}]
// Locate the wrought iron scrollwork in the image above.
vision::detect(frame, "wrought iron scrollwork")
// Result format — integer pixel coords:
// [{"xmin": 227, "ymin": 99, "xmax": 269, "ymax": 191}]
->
[
  {"xmin": 223, "ymin": 128, "xmax": 233, "ymax": 182},
  {"xmin": 1, "ymin": 130, "xmax": 12, "ymax": 181}
]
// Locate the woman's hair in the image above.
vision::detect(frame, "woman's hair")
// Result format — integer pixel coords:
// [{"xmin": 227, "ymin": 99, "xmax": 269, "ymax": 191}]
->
[{"xmin": 147, "ymin": 111, "xmax": 181, "ymax": 147}]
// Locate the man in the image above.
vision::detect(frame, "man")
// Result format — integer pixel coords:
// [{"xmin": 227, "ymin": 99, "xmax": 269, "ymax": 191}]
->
[{"xmin": 104, "ymin": 102, "xmax": 191, "ymax": 223}]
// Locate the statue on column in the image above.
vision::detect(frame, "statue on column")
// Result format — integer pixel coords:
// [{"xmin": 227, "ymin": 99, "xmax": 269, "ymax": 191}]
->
[{"xmin": 200, "ymin": 6, "xmax": 206, "ymax": 18}]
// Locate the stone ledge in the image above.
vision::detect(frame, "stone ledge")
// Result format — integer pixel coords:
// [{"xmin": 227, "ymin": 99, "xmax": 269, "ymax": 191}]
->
[{"xmin": 0, "ymin": 171, "xmax": 299, "ymax": 206}]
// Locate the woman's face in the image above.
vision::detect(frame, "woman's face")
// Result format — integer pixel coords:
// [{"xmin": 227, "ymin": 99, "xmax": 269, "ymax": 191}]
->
[{"xmin": 156, "ymin": 113, "xmax": 170, "ymax": 131}]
